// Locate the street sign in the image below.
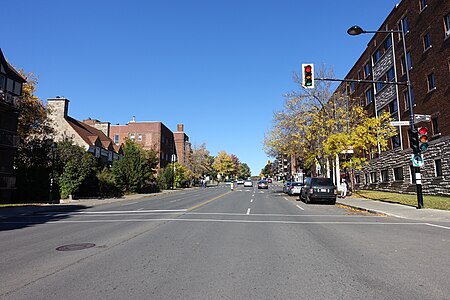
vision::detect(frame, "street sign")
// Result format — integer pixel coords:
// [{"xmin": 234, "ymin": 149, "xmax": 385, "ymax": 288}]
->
[
  {"xmin": 390, "ymin": 121, "xmax": 410, "ymax": 126},
  {"xmin": 411, "ymin": 154, "xmax": 424, "ymax": 167},
  {"xmin": 414, "ymin": 114, "xmax": 431, "ymax": 123}
]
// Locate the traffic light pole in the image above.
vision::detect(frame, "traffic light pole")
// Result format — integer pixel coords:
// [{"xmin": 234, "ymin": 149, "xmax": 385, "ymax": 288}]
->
[{"xmin": 317, "ymin": 28, "xmax": 424, "ymax": 208}]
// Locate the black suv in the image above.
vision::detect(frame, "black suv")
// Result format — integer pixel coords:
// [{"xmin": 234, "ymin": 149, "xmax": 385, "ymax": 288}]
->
[{"xmin": 300, "ymin": 177, "xmax": 337, "ymax": 205}]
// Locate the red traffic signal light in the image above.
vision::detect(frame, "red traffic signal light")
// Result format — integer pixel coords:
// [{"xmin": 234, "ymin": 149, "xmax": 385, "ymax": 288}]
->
[
  {"xmin": 302, "ymin": 63, "xmax": 314, "ymax": 89},
  {"xmin": 418, "ymin": 127, "xmax": 429, "ymax": 152}
]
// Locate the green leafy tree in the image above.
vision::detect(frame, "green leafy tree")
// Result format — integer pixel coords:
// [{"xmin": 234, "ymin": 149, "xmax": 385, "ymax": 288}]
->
[
  {"xmin": 238, "ymin": 163, "xmax": 251, "ymax": 179},
  {"xmin": 186, "ymin": 143, "xmax": 212, "ymax": 182},
  {"xmin": 112, "ymin": 140, "xmax": 158, "ymax": 192}
]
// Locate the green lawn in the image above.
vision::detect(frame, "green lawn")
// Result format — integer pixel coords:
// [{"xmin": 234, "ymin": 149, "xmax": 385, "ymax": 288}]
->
[{"xmin": 353, "ymin": 190, "xmax": 450, "ymax": 210}]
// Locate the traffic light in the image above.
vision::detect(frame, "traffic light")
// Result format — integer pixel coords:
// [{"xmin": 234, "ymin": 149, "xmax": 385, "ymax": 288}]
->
[
  {"xmin": 418, "ymin": 127, "xmax": 429, "ymax": 152},
  {"xmin": 408, "ymin": 128, "xmax": 420, "ymax": 154},
  {"xmin": 302, "ymin": 64, "xmax": 314, "ymax": 89}
]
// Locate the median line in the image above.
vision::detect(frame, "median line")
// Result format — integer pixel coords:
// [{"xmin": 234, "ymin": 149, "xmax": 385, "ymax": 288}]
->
[{"xmin": 187, "ymin": 191, "xmax": 232, "ymax": 211}]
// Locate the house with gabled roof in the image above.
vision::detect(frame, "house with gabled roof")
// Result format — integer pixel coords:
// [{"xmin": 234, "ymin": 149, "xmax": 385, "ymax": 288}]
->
[{"xmin": 47, "ymin": 97, "xmax": 122, "ymax": 164}]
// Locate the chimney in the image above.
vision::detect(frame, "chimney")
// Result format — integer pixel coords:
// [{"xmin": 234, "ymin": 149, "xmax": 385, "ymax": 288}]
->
[
  {"xmin": 47, "ymin": 97, "xmax": 69, "ymax": 119},
  {"xmin": 177, "ymin": 124, "xmax": 184, "ymax": 132}
]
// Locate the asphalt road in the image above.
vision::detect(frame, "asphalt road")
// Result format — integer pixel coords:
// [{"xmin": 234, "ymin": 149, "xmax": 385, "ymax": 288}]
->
[{"xmin": 1, "ymin": 183, "xmax": 449, "ymax": 299}]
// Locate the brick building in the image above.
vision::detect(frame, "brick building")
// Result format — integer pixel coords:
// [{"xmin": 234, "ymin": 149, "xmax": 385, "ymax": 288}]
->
[
  {"xmin": 0, "ymin": 49, "xmax": 26, "ymax": 202},
  {"xmin": 109, "ymin": 120, "xmax": 191, "ymax": 170},
  {"xmin": 47, "ymin": 97, "xmax": 122, "ymax": 165},
  {"xmin": 339, "ymin": 0, "xmax": 450, "ymax": 195}
]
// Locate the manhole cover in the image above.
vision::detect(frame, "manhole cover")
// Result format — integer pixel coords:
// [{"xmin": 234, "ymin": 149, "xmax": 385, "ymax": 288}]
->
[{"xmin": 56, "ymin": 243, "xmax": 96, "ymax": 251}]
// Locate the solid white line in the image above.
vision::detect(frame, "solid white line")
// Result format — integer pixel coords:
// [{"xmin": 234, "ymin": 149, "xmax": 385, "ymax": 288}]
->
[
  {"xmin": 424, "ymin": 223, "xmax": 450, "ymax": 230},
  {"xmin": 250, "ymin": 199, "xmax": 254, "ymax": 203},
  {"xmin": 246, "ymin": 208, "xmax": 251, "ymax": 215},
  {"xmin": 41, "ymin": 209, "xmax": 188, "ymax": 215},
  {"xmin": 296, "ymin": 205, "xmax": 305, "ymax": 211},
  {"xmin": 284, "ymin": 197, "xmax": 290, "ymax": 201},
  {"xmin": 3, "ymin": 219, "xmax": 429, "ymax": 225}
]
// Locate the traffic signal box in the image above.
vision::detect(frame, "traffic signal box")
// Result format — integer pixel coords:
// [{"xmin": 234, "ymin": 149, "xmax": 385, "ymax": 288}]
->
[
  {"xmin": 302, "ymin": 64, "xmax": 314, "ymax": 89},
  {"xmin": 408, "ymin": 128, "xmax": 420, "ymax": 155},
  {"xmin": 418, "ymin": 127, "xmax": 429, "ymax": 152}
]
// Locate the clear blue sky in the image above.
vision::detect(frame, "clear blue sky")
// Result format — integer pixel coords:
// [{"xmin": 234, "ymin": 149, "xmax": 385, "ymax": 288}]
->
[{"xmin": 3, "ymin": 0, "xmax": 400, "ymax": 175}]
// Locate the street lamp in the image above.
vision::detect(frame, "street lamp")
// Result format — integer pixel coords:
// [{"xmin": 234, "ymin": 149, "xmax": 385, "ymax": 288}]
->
[
  {"xmin": 347, "ymin": 25, "xmax": 424, "ymax": 209},
  {"xmin": 171, "ymin": 153, "xmax": 177, "ymax": 190}
]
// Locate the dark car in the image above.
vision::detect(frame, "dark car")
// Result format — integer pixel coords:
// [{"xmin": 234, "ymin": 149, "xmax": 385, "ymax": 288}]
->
[
  {"xmin": 257, "ymin": 180, "xmax": 269, "ymax": 189},
  {"xmin": 300, "ymin": 177, "xmax": 337, "ymax": 205}
]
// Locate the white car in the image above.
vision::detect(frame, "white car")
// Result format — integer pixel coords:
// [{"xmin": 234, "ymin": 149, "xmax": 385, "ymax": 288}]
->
[
  {"xmin": 287, "ymin": 182, "xmax": 304, "ymax": 195},
  {"xmin": 237, "ymin": 179, "xmax": 244, "ymax": 185},
  {"xmin": 244, "ymin": 180, "xmax": 253, "ymax": 187}
]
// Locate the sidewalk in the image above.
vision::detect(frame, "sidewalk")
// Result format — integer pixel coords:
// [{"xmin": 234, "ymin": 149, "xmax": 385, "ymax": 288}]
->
[
  {"xmin": 337, "ymin": 196, "xmax": 450, "ymax": 222},
  {"xmin": 0, "ymin": 188, "xmax": 185, "ymax": 220}
]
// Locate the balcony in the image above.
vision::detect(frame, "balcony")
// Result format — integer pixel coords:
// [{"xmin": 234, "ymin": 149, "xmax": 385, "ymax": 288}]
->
[
  {"xmin": 0, "ymin": 90, "xmax": 20, "ymax": 109},
  {"xmin": 0, "ymin": 129, "xmax": 20, "ymax": 148}
]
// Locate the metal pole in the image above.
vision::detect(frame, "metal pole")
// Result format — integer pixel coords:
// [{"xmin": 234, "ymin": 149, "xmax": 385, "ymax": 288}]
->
[{"xmin": 400, "ymin": 28, "xmax": 424, "ymax": 209}]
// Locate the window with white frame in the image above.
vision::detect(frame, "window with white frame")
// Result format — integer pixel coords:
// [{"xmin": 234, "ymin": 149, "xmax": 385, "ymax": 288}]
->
[
  {"xmin": 419, "ymin": 0, "xmax": 427, "ymax": 11},
  {"xmin": 401, "ymin": 52, "xmax": 412, "ymax": 74},
  {"xmin": 381, "ymin": 169, "xmax": 389, "ymax": 182},
  {"xmin": 114, "ymin": 134, "xmax": 119, "ymax": 145},
  {"xmin": 402, "ymin": 16, "xmax": 409, "ymax": 34},
  {"xmin": 364, "ymin": 62, "xmax": 371, "ymax": 78},
  {"xmin": 370, "ymin": 172, "xmax": 377, "ymax": 183},
  {"xmin": 130, "ymin": 133, "xmax": 135, "ymax": 141},
  {"xmin": 365, "ymin": 173, "xmax": 370, "ymax": 184},
  {"xmin": 138, "ymin": 134, "xmax": 143, "ymax": 141},
  {"xmin": 365, "ymin": 88, "xmax": 373, "ymax": 105}
]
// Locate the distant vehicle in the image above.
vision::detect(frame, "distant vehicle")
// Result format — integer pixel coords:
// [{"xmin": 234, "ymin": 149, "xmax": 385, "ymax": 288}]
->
[
  {"xmin": 244, "ymin": 180, "xmax": 253, "ymax": 187},
  {"xmin": 237, "ymin": 179, "xmax": 244, "ymax": 185},
  {"xmin": 283, "ymin": 182, "xmax": 292, "ymax": 193},
  {"xmin": 287, "ymin": 182, "xmax": 304, "ymax": 196},
  {"xmin": 267, "ymin": 178, "xmax": 273, "ymax": 183},
  {"xmin": 257, "ymin": 180, "xmax": 268, "ymax": 189},
  {"xmin": 300, "ymin": 177, "xmax": 337, "ymax": 205}
]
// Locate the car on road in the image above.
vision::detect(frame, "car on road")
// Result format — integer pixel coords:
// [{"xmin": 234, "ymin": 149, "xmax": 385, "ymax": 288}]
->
[
  {"xmin": 257, "ymin": 180, "xmax": 268, "ymax": 189},
  {"xmin": 300, "ymin": 177, "xmax": 337, "ymax": 204},
  {"xmin": 287, "ymin": 182, "xmax": 304, "ymax": 196},
  {"xmin": 237, "ymin": 179, "xmax": 244, "ymax": 185},
  {"xmin": 282, "ymin": 182, "xmax": 292, "ymax": 193},
  {"xmin": 267, "ymin": 178, "xmax": 272, "ymax": 183},
  {"xmin": 244, "ymin": 180, "xmax": 253, "ymax": 187}
]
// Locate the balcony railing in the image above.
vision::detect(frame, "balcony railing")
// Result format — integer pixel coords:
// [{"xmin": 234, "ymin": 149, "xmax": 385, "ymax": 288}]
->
[
  {"xmin": 0, "ymin": 90, "xmax": 20, "ymax": 109},
  {"xmin": 0, "ymin": 130, "xmax": 20, "ymax": 148}
]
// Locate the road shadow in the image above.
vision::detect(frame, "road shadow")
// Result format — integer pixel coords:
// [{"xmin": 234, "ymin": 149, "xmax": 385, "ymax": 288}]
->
[{"xmin": 0, "ymin": 205, "xmax": 90, "ymax": 231}]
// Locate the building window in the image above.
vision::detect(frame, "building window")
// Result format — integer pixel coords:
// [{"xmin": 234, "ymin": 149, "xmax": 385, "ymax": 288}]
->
[
  {"xmin": 419, "ymin": 0, "xmax": 427, "ymax": 11},
  {"xmin": 389, "ymin": 100, "xmax": 398, "ymax": 115},
  {"xmin": 356, "ymin": 175, "xmax": 361, "ymax": 184},
  {"xmin": 365, "ymin": 88, "xmax": 373, "ymax": 105},
  {"xmin": 6, "ymin": 78, "xmax": 13, "ymax": 92},
  {"xmin": 393, "ymin": 167, "xmax": 404, "ymax": 181},
  {"xmin": 445, "ymin": 13, "xmax": 450, "ymax": 38},
  {"xmin": 423, "ymin": 32, "xmax": 432, "ymax": 50},
  {"xmin": 383, "ymin": 35, "xmax": 392, "ymax": 52},
  {"xmin": 427, "ymin": 73, "xmax": 436, "ymax": 91},
  {"xmin": 435, "ymin": 159, "xmax": 443, "ymax": 177},
  {"xmin": 432, "ymin": 117, "xmax": 440, "ymax": 135},
  {"xmin": 364, "ymin": 63, "xmax": 371, "ymax": 78},
  {"xmin": 130, "ymin": 133, "xmax": 135, "ymax": 141},
  {"xmin": 138, "ymin": 134, "xmax": 143, "ymax": 141},
  {"xmin": 387, "ymin": 67, "xmax": 395, "ymax": 81},
  {"xmin": 381, "ymin": 169, "xmax": 389, "ymax": 182},
  {"xmin": 13, "ymin": 82, "xmax": 22, "ymax": 95},
  {"xmin": 114, "ymin": 134, "xmax": 119, "ymax": 145},
  {"xmin": 404, "ymin": 88, "xmax": 415, "ymax": 110},
  {"xmin": 358, "ymin": 70, "xmax": 362, "ymax": 80},
  {"xmin": 370, "ymin": 172, "xmax": 377, "ymax": 183},
  {"xmin": 402, "ymin": 16, "xmax": 409, "ymax": 34},
  {"xmin": 350, "ymin": 82, "xmax": 355, "ymax": 94},
  {"xmin": 0, "ymin": 74, "xmax": 5, "ymax": 90},
  {"xmin": 372, "ymin": 49, "xmax": 381, "ymax": 64},
  {"xmin": 401, "ymin": 52, "xmax": 412, "ymax": 74},
  {"xmin": 365, "ymin": 173, "xmax": 370, "ymax": 184},
  {"xmin": 375, "ymin": 81, "xmax": 384, "ymax": 93},
  {"xmin": 392, "ymin": 133, "xmax": 401, "ymax": 149}
]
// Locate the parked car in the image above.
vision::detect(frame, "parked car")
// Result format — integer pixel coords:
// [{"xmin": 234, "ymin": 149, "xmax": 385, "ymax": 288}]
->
[
  {"xmin": 237, "ymin": 179, "xmax": 244, "ymax": 185},
  {"xmin": 300, "ymin": 177, "xmax": 337, "ymax": 204},
  {"xmin": 257, "ymin": 180, "xmax": 269, "ymax": 189},
  {"xmin": 283, "ymin": 182, "xmax": 292, "ymax": 193},
  {"xmin": 244, "ymin": 180, "xmax": 253, "ymax": 187},
  {"xmin": 267, "ymin": 178, "xmax": 273, "ymax": 183},
  {"xmin": 287, "ymin": 182, "xmax": 304, "ymax": 196}
]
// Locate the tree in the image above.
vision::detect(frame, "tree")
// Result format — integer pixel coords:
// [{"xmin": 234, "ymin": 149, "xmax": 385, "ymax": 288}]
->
[
  {"xmin": 238, "ymin": 163, "xmax": 251, "ymax": 179},
  {"xmin": 186, "ymin": 143, "xmax": 212, "ymax": 181},
  {"xmin": 112, "ymin": 140, "xmax": 158, "ymax": 192},
  {"xmin": 13, "ymin": 71, "xmax": 55, "ymax": 201},
  {"xmin": 212, "ymin": 151, "xmax": 234, "ymax": 180}
]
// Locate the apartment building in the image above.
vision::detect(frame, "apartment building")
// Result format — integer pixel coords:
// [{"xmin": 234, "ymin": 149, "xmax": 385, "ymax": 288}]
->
[
  {"xmin": 340, "ymin": 0, "xmax": 450, "ymax": 195},
  {"xmin": 0, "ymin": 49, "xmax": 26, "ymax": 202},
  {"xmin": 110, "ymin": 120, "xmax": 191, "ymax": 170},
  {"xmin": 47, "ymin": 97, "xmax": 122, "ymax": 165}
]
